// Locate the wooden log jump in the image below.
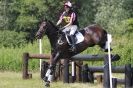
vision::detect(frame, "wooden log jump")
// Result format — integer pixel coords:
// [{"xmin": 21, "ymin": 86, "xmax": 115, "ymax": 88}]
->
[
  {"xmin": 71, "ymin": 54, "xmax": 120, "ymax": 61},
  {"xmin": 22, "ymin": 51, "xmax": 133, "ymax": 88},
  {"xmin": 85, "ymin": 64, "xmax": 133, "ymax": 88},
  {"xmin": 29, "ymin": 53, "xmax": 50, "ymax": 59},
  {"xmin": 22, "ymin": 53, "xmax": 50, "ymax": 79},
  {"xmin": 63, "ymin": 54, "xmax": 120, "ymax": 88},
  {"xmin": 22, "ymin": 53, "xmax": 32, "ymax": 79},
  {"xmin": 23, "ymin": 52, "xmax": 127, "ymax": 88},
  {"xmin": 22, "ymin": 52, "xmax": 119, "ymax": 79},
  {"xmin": 87, "ymin": 66, "xmax": 125, "ymax": 73}
]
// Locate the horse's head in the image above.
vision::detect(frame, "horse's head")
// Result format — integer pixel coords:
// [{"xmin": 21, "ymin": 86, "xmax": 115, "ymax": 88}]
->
[
  {"xmin": 36, "ymin": 19, "xmax": 50, "ymax": 39},
  {"xmin": 36, "ymin": 19, "xmax": 59, "ymax": 39}
]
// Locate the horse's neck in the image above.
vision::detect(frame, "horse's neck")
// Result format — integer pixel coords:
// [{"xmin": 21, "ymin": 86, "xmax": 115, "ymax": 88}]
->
[
  {"xmin": 47, "ymin": 24, "xmax": 58, "ymax": 49},
  {"xmin": 48, "ymin": 35, "xmax": 58, "ymax": 48}
]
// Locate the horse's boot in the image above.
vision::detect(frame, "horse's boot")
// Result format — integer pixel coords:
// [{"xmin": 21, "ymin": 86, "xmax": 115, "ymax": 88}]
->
[
  {"xmin": 45, "ymin": 81, "xmax": 50, "ymax": 87},
  {"xmin": 70, "ymin": 35, "xmax": 76, "ymax": 52}
]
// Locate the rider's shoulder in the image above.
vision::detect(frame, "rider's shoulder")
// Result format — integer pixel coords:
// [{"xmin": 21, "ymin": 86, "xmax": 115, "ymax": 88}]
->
[
  {"xmin": 61, "ymin": 11, "xmax": 66, "ymax": 16},
  {"xmin": 71, "ymin": 10, "xmax": 77, "ymax": 14}
]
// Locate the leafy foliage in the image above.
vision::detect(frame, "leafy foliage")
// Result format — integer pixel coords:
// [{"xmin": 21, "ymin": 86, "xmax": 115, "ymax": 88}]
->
[
  {"xmin": 95, "ymin": 0, "xmax": 129, "ymax": 33},
  {"xmin": 0, "ymin": 30, "xmax": 27, "ymax": 48},
  {"xmin": 0, "ymin": 0, "xmax": 133, "ymax": 71},
  {"xmin": 125, "ymin": 18, "xmax": 133, "ymax": 33},
  {"xmin": 123, "ymin": 0, "xmax": 133, "ymax": 17}
]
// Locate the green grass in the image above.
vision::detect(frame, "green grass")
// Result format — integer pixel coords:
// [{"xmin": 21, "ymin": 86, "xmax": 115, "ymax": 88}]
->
[
  {"xmin": 0, "ymin": 72, "xmax": 102, "ymax": 88},
  {"xmin": 0, "ymin": 36, "xmax": 51, "ymax": 71},
  {"xmin": 0, "ymin": 72, "xmax": 43, "ymax": 88},
  {"xmin": 0, "ymin": 72, "xmax": 125, "ymax": 88}
]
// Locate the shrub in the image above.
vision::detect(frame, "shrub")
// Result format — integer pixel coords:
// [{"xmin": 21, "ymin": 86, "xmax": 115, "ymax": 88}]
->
[{"xmin": 0, "ymin": 30, "xmax": 27, "ymax": 48}]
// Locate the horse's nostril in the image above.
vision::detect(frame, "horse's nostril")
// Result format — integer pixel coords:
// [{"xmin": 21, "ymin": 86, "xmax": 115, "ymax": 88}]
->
[{"xmin": 36, "ymin": 33, "xmax": 41, "ymax": 39}]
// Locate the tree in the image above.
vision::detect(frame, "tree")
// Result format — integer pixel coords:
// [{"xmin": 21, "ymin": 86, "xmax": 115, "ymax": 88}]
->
[
  {"xmin": 1, "ymin": 0, "xmax": 132, "ymax": 43},
  {"xmin": 123, "ymin": 0, "xmax": 133, "ymax": 17},
  {"xmin": 74, "ymin": 0, "xmax": 99, "ymax": 28},
  {"xmin": 8, "ymin": 0, "xmax": 65, "ymax": 42},
  {"xmin": 0, "ymin": 0, "xmax": 11, "ymax": 30},
  {"xmin": 95, "ymin": 0, "xmax": 129, "ymax": 33}
]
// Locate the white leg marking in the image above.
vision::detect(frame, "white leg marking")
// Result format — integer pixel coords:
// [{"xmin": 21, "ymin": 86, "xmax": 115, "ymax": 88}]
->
[
  {"xmin": 48, "ymin": 75, "xmax": 53, "ymax": 82},
  {"xmin": 45, "ymin": 69, "xmax": 51, "ymax": 77}
]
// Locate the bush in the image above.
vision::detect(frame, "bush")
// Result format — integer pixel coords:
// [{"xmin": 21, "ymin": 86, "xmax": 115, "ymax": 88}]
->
[
  {"xmin": 111, "ymin": 18, "xmax": 133, "ymax": 66},
  {"xmin": 112, "ymin": 18, "xmax": 133, "ymax": 35},
  {"xmin": 125, "ymin": 18, "xmax": 133, "ymax": 33},
  {"xmin": 0, "ymin": 30, "xmax": 27, "ymax": 48},
  {"xmin": 0, "ymin": 36, "xmax": 50, "ymax": 71}
]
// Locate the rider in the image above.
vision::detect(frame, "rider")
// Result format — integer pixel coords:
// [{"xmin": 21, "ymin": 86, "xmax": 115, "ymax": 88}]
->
[{"xmin": 56, "ymin": 1, "xmax": 79, "ymax": 51}]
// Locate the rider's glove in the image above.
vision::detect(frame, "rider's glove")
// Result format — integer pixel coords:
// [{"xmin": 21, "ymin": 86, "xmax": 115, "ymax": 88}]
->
[{"xmin": 60, "ymin": 27, "xmax": 65, "ymax": 30}]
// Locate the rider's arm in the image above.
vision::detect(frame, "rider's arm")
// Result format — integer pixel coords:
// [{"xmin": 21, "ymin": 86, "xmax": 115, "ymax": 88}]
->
[
  {"xmin": 63, "ymin": 12, "xmax": 76, "ymax": 28},
  {"xmin": 56, "ymin": 19, "xmax": 62, "ymax": 26},
  {"xmin": 56, "ymin": 12, "xmax": 65, "ymax": 26}
]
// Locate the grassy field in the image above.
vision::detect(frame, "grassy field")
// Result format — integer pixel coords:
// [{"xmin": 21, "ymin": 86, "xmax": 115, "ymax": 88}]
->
[
  {"xmin": 0, "ymin": 72, "xmax": 101, "ymax": 88},
  {"xmin": 0, "ymin": 72, "xmax": 125, "ymax": 88}
]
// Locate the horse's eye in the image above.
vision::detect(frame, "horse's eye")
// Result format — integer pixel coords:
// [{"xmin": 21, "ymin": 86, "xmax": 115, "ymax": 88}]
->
[{"xmin": 42, "ymin": 22, "xmax": 46, "ymax": 25}]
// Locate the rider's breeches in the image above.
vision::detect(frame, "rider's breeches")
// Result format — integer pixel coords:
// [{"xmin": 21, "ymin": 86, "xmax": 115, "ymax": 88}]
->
[{"xmin": 63, "ymin": 25, "xmax": 77, "ymax": 35}]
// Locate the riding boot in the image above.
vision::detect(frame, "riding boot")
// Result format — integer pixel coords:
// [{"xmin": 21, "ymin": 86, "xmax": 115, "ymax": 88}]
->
[{"xmin": 70, "ymin": 35, "xmax": 76, "ymax": 52}]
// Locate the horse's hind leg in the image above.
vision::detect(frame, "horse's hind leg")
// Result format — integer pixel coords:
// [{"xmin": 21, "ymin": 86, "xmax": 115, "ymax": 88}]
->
[
  {"xmin": 99, "ymin": 42, "xmax": 108, "ymax": 52},
  {"xmin": 98, "ymin": 31, "xmax": 108, "ymax": 52},
  {"xmin": 99, "ymin": 33, "xmax": 112, "ymax": 52}
]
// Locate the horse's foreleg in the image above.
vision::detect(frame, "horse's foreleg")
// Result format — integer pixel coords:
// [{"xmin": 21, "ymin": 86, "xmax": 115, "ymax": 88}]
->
[
  {"xmin": 44, "ymin": 52, "xmax": 60, "ymax": 87},
  {"xmin": 44, "ymin": 66, "xmax": 54, "ymax": 87}
]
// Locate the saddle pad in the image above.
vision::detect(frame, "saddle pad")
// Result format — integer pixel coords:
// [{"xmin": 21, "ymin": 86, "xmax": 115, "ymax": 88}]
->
[
  {"xmin": 75, "ymin": 32, "xmax": 84, "ymax": 44},
  {"xmin": 65, "ymin": 31, "xmax": 84, "ymax": 45}
]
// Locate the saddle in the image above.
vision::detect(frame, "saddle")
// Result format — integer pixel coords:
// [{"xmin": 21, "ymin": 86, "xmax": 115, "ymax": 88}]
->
[{"xmin": 57, "ymin": 30, "xmax": 84, "ymax": 45}]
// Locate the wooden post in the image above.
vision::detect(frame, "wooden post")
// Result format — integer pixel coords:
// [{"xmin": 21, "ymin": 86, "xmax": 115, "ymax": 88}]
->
[
  {"xmin": 88, "ymin": 71, "xmax": 94, "ymax": 83},
  {"xmin": 82, "ymin": 64, "xmax": 89, "ymax": 82},
  {"xmin": 117, "ymin": 79, "xmax": 125, "ymax": 84},
  {"xmin": 58, "ymin": 61, "xmax": 62, "ymax": 80},
  {"xmin": 63, "ymin": 59, "xmax": 69, "ymax": 83},
  {"xmin": 112, "ymin": 78, "xmax": 117, "ymax": 88},
  {"xmin": 41, "ymin": 61, "xmax": 49, "ymax": 79},
  {"xmin": 103, "ymin": 55, "xmax": 110, "ymax": 88},
  {"xmin": 76, "ymin": 63, "xmax": 82, "ymax": 82},
  {"xmin": 125, "ymin": 64, "xmax": 132, "ymax": 88},
  {"xmin": 22, "ymin": 53, "xmax": 32, "ymax": 79},
  {"xmin": 88, "ymin": 67, "xmax": 94, "ymax": 83}
]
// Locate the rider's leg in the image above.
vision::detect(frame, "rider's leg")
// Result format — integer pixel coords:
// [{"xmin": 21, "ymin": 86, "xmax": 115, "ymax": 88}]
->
[
  {"xmin": 70, "ymin": 25, "xmax": 77, "ymax": 35},
  {"xmin": 69, "ymin": 25, "xmax": 77, "ymax": 51},
  {"xmin": 69, "ymin": 35, "xmax": 76, "ymax": 51}
]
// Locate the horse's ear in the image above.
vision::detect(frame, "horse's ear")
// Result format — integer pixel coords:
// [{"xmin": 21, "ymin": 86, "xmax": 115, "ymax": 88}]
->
[
  {"xmin": 44, "ymin": 17, "xmax": 47, "ymax": 21},
  {"xmin": 40, "ymin": 17, "xmax": 47, "ymax": 23}
]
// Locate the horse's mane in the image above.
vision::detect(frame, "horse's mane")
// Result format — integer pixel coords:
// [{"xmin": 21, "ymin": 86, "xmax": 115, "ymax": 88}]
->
[{"xmin": 48, "ymin": 20, "xmax": 59, "ymax": 31}]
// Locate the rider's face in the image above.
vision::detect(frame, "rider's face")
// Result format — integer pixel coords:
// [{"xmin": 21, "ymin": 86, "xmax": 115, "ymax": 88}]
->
[{"xmin": 64, "ymin": 6, "xmax": 70, "ymax": 12}]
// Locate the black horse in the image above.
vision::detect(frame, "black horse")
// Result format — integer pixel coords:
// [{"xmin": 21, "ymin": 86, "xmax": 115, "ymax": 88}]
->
[{"xmin": 36, "ymin": 19, "xmax": 109, "ymax": 87}]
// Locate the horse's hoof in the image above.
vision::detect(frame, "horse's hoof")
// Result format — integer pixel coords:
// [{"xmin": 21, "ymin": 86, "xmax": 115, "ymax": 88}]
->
[
  {"xmin": 104, "ymin": 49, "xmax": 108, "ymax": 52},
  {"xmin": 110, "ymin": 48, "xmax": 113, "ymax": 51},
  {"xmin": 104, "ymin": 48, "xmax": 113, "ymax": 52},
  {"xmin": 43, "ymin": 77, "xmax": 48, "ymax": 82},
  {"xmin": 45, "ymin": 82, "xmax": 50, "ymax": 87},
  {"xmin": 111, "ymin": 54, "xmax": 120, "ymax": 61}
]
